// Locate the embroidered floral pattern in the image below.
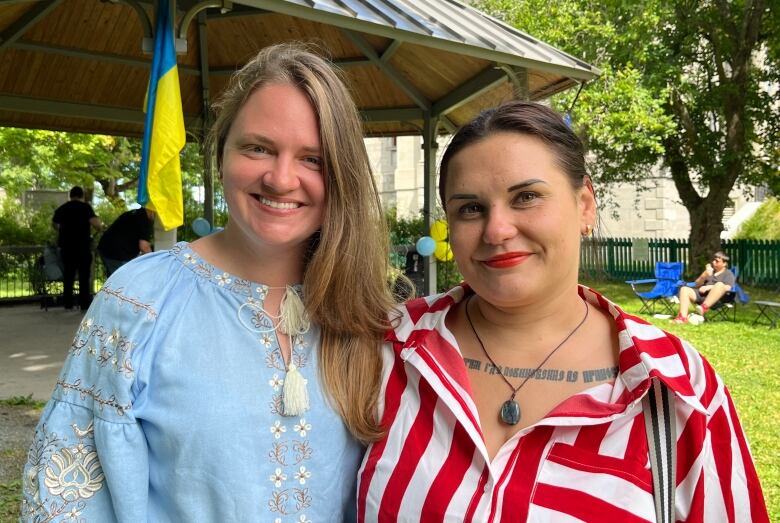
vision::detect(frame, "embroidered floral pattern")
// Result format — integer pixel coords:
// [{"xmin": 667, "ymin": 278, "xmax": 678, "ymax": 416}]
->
[
  {"xmin": 270, "ymin": 421, "xmax": 287, "ymax": 439},
  {"xmin": 21, "ymin": 423, "xmax": 104, "ymax": 522},
  {"xmin": 269, "ymin": 374, "xmax": 284, "ymax": 391},
  {"xmin": 294, "ymin": 419, "xmax": 311, "ymax": 437},
  {"xmin": 98, "ymin": 286, "xmax": 157, "ymax": 319},
  {"xmin": 269, "ymin": 468, "xmax": 287, "ymax": 488},
  {"xmin": 70, "ymin": 315, "xmax": 137, "ymax": 380},
  {"xmin": 260, "ymin": 318, "xmax": 315, "ymax": 518},
  {"xmin": 173, "ymin": 242, "xmax": 274, "ymax": 301},
  {"xmin": 44, "ymin": 447, "xmax": 104, "ymax": 501},
  {"xmin": 294, "ymin": 466, "xmax": 311, "ymax": 485},
  {"xmin": 57, "ymin": 379, "xmax": 132, "ymax": 416}
]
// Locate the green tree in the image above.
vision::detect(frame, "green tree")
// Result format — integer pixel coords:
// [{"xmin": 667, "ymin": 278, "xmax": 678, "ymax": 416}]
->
[
  {"xmin": 0, "ymin": 128, "xmax": 143, "ymax": 205},
  {"xmin": 473, "ymin": 0, "xmax": 779, "ymax": 268},
  {"xmin": 0, "ymin": 127, "xmax": 206, "ymax": 223}
]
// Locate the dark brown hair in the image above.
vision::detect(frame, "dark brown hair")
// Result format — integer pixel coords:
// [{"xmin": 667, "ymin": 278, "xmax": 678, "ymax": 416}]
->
[{"xmin": 439, "ymin": 101, "xmax": 587, "ymax": 207}]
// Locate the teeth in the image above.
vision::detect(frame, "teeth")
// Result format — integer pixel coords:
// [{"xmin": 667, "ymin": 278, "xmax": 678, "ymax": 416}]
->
[{"xmin": 259, "ymin": 196, "xmax": 300, "ymax": 209}]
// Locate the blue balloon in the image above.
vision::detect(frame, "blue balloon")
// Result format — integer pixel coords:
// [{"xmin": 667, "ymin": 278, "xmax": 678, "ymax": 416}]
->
[
  {"xmin": 563, "ymin": 112, "xmax": 572, "ymax": 129},
  {"xmin": 416, "ymin": 236, "xmax": 436, "ymax": 257},
  {"xmin": 192, "ymin": 217, "xmax": 212, "ymax": 237}
]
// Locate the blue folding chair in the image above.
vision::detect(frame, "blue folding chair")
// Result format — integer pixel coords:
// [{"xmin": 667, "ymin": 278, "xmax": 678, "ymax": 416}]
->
[{"xmin": 626, "ymin": 262, "xmax": 685, "ymax": 315}]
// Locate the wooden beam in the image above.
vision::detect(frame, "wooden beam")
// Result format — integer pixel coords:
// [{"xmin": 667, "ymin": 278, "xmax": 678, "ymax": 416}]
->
[
  {"xmin": 10, "ymin": 40, "xmax": 201, "ymax": 76},
  {"xmin": 0, "ymin": 0, "xmax": 62, "ymax": 51},
  {"xmin": 432, "ymin": 66, "xmax": 507, "ymax": 116},
  {"xmin": 0, "ymin": 95, "xmax": 200, "ymax": 127},
  {"xmin": 361, "ymin": 107, "xmax": 423, "ymax": 122},
  {"xmin": 380, "ymin": 40, "xmax": 402, "ymax": 63},
  {"xmin": 342, "ymin": 29, "xmax": 431, "ymax": 111}
]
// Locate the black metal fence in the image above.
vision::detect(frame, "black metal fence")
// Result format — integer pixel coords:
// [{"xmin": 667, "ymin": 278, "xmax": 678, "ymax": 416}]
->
[{"xmin": 0, "ymin": 245, "xmax": 106, "ymax": 304}]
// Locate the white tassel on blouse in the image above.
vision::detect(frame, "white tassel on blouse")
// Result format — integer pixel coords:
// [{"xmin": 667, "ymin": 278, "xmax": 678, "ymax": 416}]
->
[
  {"xmin": 279, "ymin": 286, "xmax": 310, "ymax": 336},
  {"xmin": 282, "ymin": 363, "xmax": 309, "ymax": 416}
]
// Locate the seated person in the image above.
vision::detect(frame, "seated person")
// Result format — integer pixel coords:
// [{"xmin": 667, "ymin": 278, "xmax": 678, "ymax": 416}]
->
[{"xmin": 672, "ymin": 251, "xmax": 735, "ymax": 323}]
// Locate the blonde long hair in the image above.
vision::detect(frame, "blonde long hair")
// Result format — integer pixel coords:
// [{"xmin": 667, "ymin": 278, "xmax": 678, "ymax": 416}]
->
[{"xmin": 208, "ymin": 43, "xmax": 392, "ymax": 443}]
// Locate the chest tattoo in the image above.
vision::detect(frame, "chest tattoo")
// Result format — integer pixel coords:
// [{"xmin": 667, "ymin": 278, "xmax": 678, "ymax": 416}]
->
[{"xmin": 463, "ymin": 357, "xmax": 618, "ymax": 384}]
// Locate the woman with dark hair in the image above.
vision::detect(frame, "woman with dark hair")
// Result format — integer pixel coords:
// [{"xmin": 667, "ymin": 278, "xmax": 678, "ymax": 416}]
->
[
  {"xmin": 23, "ymin": 43, "xmax": 395, "ymax": 522},
  {"xmin": 358, "ymin": 101, "xmax": 768, "ymax": 521}
]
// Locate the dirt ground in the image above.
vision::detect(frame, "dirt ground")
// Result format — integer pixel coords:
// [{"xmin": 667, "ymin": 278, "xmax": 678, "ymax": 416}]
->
[
  {"xmin": 0, "ymin": 404, "xmax": 41, "ymax": 521},
  {"xmin": 0, "ymin": 405, "xmax": 40, "ymax": 484}
]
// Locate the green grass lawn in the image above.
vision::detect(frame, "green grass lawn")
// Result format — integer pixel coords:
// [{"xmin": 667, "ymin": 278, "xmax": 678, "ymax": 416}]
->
[{"xmin": 583, "ymin": 279, "xmax": 780, "ymax": 520}]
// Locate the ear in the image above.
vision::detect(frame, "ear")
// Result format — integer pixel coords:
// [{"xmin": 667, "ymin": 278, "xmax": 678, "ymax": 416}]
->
[{"xmin": 578, "ymin": 175, "xmax": 597, "ymax": 228}]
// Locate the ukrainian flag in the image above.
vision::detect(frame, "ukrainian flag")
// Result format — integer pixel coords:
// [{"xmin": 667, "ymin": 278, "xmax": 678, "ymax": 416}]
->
[{"xmin": 138, "ymin": 0, "xmax": 185, "ymax": 230}]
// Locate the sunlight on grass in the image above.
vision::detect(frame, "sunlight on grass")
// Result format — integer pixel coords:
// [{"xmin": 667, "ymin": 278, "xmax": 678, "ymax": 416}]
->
[{"xmin": 584, "ymin": 279, "xmax": 780, "ymax": 520}]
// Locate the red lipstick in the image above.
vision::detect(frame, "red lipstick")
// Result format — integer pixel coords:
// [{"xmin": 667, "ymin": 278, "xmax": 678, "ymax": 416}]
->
[{"xmin": 482, "ymin": 252, "xmax": 531, "ymax": 268}]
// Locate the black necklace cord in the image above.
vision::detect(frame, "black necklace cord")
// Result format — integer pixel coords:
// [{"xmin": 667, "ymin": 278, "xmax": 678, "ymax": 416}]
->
[{"xmin": 464, "ymin": 294, "xmax": 590, "ymax": 398}]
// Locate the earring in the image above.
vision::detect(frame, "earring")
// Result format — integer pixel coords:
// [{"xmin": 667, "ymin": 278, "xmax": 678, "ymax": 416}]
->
[{"xmin": 582, "ymin": 224, "xmax": 593, "ymax": 237}]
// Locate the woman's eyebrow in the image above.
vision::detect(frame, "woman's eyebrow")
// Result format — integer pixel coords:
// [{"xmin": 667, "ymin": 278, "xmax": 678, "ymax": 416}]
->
[
  {"xmin": 507, "ymin": 179, "xmax": 547, "ymax": 192},
  {"xmin": 447, "ymin": 193, "xmax": 478, "ymax": 203}
]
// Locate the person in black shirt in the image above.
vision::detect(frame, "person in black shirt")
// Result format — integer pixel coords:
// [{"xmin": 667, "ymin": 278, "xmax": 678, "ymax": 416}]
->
[
  {"xmin": 97, "ymin": 208, "xmax": 155, "ymax": 276},
  {"xmin": 52, "ymin": 186, "xmax": 103, "ymax": 310}
]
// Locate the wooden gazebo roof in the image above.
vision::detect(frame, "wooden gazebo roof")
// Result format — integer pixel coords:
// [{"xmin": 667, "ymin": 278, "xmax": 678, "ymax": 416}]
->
[{"xmin": 0, "ymin": 0, "xmax": 599, "ymax": 138}]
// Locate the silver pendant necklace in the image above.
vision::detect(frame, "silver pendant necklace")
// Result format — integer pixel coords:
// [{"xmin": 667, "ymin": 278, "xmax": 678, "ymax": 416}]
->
[{"xmin": 464, "ymin": 294, "xmax": 589, "ymax": 426}]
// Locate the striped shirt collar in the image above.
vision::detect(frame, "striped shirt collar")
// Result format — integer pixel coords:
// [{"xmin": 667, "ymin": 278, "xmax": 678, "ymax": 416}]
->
[{"xmin": 387, "ymin": 283, "xmax": 707, "ymax": 421}]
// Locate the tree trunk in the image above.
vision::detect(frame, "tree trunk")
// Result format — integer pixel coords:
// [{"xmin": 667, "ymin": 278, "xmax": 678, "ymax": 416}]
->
[{"xmin": 687, "ymin": 197, "xmax": 726, "ymax": 275}]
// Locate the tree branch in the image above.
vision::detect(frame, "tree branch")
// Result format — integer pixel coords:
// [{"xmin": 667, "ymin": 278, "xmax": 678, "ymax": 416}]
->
[
  {"xmin": 668, "ymin": 89, "xmax": 698, "ymax": 153},
  {"xmin": 662, "ymin": 133, "xmax": 701, "ymax": 210}
]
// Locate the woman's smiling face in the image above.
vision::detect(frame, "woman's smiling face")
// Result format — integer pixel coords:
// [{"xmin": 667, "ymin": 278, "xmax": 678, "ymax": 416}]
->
[
  {"xmin": 444, "ymin": 131, "xmax": 596, "ymax": 308},
  {"xmin": 220, "ymin": 82, "xmax": 325, "ymax": 255}
]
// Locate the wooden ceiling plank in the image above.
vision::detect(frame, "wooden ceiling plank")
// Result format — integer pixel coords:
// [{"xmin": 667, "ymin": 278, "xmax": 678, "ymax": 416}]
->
[
  {"xmin": 0, "ymin": 0, "xmax": 61, "ymax": 51},
  {"xmin": 342, "ymin": 29, "xmax": 430, "ymax": 111}
]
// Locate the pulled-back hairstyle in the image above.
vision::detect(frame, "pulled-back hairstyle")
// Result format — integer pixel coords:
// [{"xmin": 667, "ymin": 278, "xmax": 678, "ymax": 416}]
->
[
  {"xmin": 208, "ymin": 43, "xmax": 393, "ymax": 443},
  {"xmin": 439, "ymin": 101, "xmax": 587, "ymax": 207}
]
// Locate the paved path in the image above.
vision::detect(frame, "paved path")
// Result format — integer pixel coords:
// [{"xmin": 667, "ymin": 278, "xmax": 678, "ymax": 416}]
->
[{"xmin": 0, "ymin": 305, "xmax": 83, "ymax": 400}]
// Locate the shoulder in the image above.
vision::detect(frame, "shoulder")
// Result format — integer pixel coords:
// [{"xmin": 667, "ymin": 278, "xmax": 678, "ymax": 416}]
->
[
  {"xmin": 581, "ymin": 285, "xmax": 720, "ymax": 413},
  {"xmin": 387, "ymin": 285, "xmax": 466, "ymax": 345}
]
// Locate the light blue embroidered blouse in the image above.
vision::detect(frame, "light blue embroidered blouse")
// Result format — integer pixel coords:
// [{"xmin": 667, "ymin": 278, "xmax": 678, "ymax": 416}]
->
[{"xmin": 21, "ymin": 242, "xmax": 362, "ymax": 523}]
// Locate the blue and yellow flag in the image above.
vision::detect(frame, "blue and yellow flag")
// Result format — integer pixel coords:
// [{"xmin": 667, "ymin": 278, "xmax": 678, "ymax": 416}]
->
[{"xmin": 138, "ymin": 0, "xmax": 185, "ymax": 230}]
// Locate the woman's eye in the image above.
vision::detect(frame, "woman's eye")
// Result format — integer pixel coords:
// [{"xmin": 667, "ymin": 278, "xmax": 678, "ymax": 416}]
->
[
  {"xmin": 514, "ymin": 192, "xmax": 538, "ymax": 205},
  {"xmin": 244, "ymin": 144, "xmax": 269, "ymax": 155},
  {"xmin": 303, "ymin": 156, "xmax": 323, "ymax": 169},
  {"xmin": 457, "ymin": 202, "xmax": 482, "ymax": 216}
]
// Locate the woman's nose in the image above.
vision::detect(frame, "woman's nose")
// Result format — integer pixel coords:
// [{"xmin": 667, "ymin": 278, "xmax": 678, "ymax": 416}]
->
[
  {"xmin": 482, "ymin": 207, "xmax": 517, "ymax": 245},
  {"xmin": 262, "ymin": 155, "xmax": 299, "ymax": 193}
]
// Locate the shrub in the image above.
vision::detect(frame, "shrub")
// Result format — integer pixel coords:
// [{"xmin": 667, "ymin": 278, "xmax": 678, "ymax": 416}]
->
[{"xmin": 735, "ymin": 197, "xmax": 780, "ymax": 240}]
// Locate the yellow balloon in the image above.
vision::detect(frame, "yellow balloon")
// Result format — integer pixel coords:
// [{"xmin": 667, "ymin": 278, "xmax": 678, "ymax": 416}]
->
[
  {"xmin": 429, "ymin": 219, "xmax": 449, "ymax": 242},
  {"xmin": 434, "ymin": 241, "xmax": 453, "ymax": 262}
]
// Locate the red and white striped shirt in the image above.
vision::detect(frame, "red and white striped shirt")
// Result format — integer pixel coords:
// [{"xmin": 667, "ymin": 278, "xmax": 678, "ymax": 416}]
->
[{"xmin": 358, "ymin": 284, "xmax": 768, "ymax": 522}]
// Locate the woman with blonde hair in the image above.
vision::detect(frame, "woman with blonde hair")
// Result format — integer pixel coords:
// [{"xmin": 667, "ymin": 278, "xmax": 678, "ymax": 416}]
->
[
  {"xmin": 358, "ymin": 101, "xmax": 768, "ymax": 521},
  {"xmin": 23, "ymin": 43, "xmax": 394, "ymax": 522}
]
